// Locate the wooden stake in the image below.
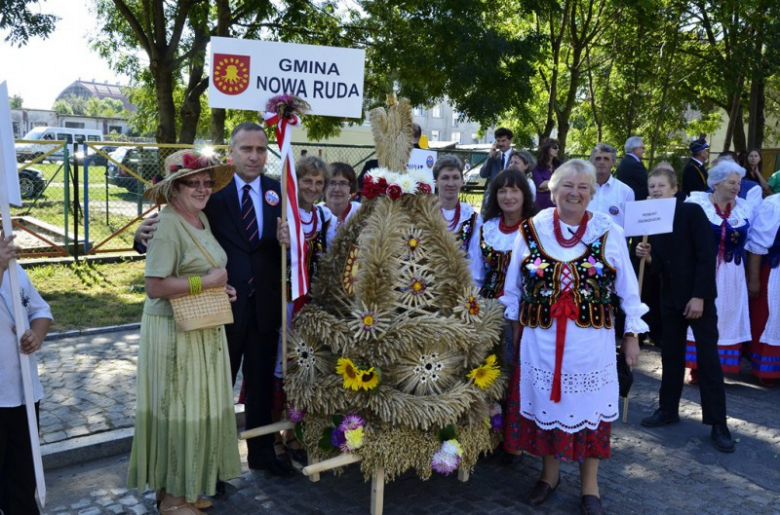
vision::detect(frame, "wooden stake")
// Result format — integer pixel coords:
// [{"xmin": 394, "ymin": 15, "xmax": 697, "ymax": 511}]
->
[
  {"xmin": 457, "ymin": 467, "xmax": 470, "ymax": 482},
  {"xmin": 307, "ymin": 456, "xmax": 321, "ymax": 483},
  {"xmin": 371, "ymin": 467, "xmax": 385, "ymax": 515},
  {"xmin": 637, "ymin": 234, "xmax": 649, "ymax": 292},
  {"xmin": 622, "ymin": 396, "xmax": 630, "ymax": 423},
  {"xmin": 239, "ymin": 420, "xmax": 294, "ymax": 440},
  {"xmin": 301, "ymin": 453, "xmax": 362, "ymax": 476}
]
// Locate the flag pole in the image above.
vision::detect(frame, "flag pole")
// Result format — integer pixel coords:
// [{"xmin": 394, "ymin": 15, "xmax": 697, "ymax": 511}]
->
[{"xmin": 0, "ymin": 82, "xmax": 46, "ymax": 506}]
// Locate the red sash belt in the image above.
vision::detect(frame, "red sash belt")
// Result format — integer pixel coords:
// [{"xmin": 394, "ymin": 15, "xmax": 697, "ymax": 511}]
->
[{"xmin": 549, "ymin": 290, "xmax": 579, "ymax": 403}]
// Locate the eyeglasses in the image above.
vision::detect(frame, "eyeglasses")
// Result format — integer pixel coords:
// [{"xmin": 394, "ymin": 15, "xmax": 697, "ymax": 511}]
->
[
  {"xmin": 179, "ymin": 179, "xmax": 215, "ymax": 189},
  {"xmin": 550, "ymin": 145, "xmax": 559, "ymax": 150},
  {"xmin": 328, "ymin": 181, "xmax": 352, "ymax": 189}
]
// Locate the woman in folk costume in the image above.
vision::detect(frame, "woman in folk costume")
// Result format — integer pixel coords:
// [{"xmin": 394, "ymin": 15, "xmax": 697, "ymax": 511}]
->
[
  {"xmin": 272, "ymin": 155, "xmax": 333, "ymax": 468},
  {"xmin": 468, "ymin": 168, "xmax": 536, "ymax": 464},
  {"xmin": 685, "ymin": 160, "xmax": 752, "ymax": 381},
  {"xmin": 127, "ymin": 150, "xmax": 240, "ymax": 514},
  {"xmin": 746, "ymin": 192, "xmax": 780, "ymax": 386},
  {"xmin": 434, "ymin": 155, "xmax": 480, "ymax": 253},
  {"xmin": 322, "ymin": 162, "xmax": 361, "ymax": 244},
  {"xmin": 500, "ymin": 160, "xmax": 645, "ymax": 515}
]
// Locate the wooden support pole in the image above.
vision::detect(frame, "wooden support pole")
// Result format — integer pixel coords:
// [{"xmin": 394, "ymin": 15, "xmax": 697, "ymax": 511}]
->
[
  {"xmin": 622, "ymin": 396, "xmax": 630, "ymax": 423},
  {"xmin": 239, "ymin": 420, "xmax": 295, "ymax": 440},
  {"xmin": 307, "ymin": 456, "xmax": 321, "ymax": 483},
  {"xmin": 371, "ymin": 467, "xmax": 385, "ymax": 515},
  {"xmin": 457, "ymin": 467, "xmax": 470, "ymax": 482},
  {"xmin": 302, "ymin": 453, "xmax": 362, "ymax": 476}
]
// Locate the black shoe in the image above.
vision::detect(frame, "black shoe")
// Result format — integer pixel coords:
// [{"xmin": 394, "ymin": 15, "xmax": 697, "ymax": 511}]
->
[
  {"xmin": 711, "ymin": 423, "xmax": 735, "ymax": 453},
  {"xmin": 248, "ymin": 454, "xmax": 297, "ymax": 477},
  {"xmin": 641, "ymin": 408, "xmax": 680, "ymax": 428},
  {"xmin": 526, "ymin": 474, "xmax": 560, "ymax": 506},
  {"xmin": 581, "ymin": 495, "xmax": 606, "ymax": 515}
]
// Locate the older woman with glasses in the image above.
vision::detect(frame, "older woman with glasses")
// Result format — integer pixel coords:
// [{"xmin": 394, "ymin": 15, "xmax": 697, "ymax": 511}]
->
[
  {"xmin": 128, "ymin": 150, "xmax": 239, "ymax": 515},
  {"xmin": 531, "ymin": 138, "xmax": 561, "ymax": 210},
  {"xmin": 323, "ymin": 162, "xmax": 361, "ymax": 243}
]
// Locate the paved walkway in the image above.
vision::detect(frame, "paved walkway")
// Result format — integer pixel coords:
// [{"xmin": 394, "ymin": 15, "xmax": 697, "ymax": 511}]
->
[{"xmin": 38, "ymin": 329, "xmax": 780, "ymax": 514}]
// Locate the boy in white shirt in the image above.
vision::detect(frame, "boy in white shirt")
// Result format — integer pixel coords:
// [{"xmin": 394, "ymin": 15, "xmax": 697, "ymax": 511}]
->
[{"xmin": 0, "ymin": 234, "xmax": 52, "ymax": 515}]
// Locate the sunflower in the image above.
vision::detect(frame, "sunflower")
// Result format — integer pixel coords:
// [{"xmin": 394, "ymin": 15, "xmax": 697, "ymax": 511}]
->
[
  {"xmin": 467, "ymin": 354, "xmax": 500, "ymax": 389},
  {"xmin": 336, "ymin": 357, "xmax": 362, "ymax": 391},
  {"xmin": 357, "ymin": 366, "xmax": 381, "ymax": 391}
]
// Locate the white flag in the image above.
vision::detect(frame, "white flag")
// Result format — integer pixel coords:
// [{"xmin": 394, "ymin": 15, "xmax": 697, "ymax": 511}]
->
[{"xmin": 0, "ymin": 81, "xmax": 22, "ymax": 207}]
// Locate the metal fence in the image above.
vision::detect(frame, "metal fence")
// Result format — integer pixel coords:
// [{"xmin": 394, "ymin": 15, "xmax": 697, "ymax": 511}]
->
[{"xmin": 10, "ymin": 141, "xmax": 380, "ymax": 259}]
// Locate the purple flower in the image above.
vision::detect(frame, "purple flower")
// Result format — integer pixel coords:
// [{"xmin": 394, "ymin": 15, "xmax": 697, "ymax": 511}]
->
[
  {"xmin": 338, "ymin": 414, "xmax": 365, "ymax": 432},
  {"xmin": 331, "ymin": 427, "xmax": 346, "ymax": 448},
  {"xmin": 431, "ymin": 449, "xmax": 460, "ymax": 474},
  {"xmin": 490, "ymin": 413, "xmax": 502, "ymax": 432},
  {"xmin": 288, "ymin": 403, "xmax": 306, "ymax": 423}
]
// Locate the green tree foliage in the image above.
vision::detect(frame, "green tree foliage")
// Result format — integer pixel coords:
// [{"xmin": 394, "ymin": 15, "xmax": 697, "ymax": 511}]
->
[
  {"xmin": 10, "ymin": 95, "xmax": 23, "ymax": 109},
  {"xmin": 52, "ymin": 94, "xmax": 127, "ymax": 118},
  {"xmin": 0, "ymin": 0, "xmax": 56, "ymax": 46}
]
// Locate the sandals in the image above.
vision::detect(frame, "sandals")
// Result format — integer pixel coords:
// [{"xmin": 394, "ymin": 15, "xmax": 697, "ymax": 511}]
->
[{"xmin": 158, "ymin": 493, "xmax": 209, "ymax": 514}]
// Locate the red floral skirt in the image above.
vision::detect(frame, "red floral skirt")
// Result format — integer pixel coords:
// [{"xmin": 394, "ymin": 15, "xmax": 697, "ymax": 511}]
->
[{"xmin": 503, "ymin": 353, "xmax": 611, "ymax": 461}]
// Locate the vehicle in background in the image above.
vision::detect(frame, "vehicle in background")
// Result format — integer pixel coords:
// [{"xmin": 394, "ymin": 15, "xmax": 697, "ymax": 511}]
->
[
  {"xmin": 18, "ymin": 168, "xmax": 46, "ymax": 199},
  {"xmin": 83, "ymin": 145, "xmax": 118, "ymax": 167},
  {"xmin": 462, "ymin": 165, "xmax": 486, "ymax": 192},
  {"xmin": 105, "ymin": 146, "xmax": 161, "ymax": 191},
  {"xmin": 15, "ymin": 127, "xmax": 103, "ymax": 163}
]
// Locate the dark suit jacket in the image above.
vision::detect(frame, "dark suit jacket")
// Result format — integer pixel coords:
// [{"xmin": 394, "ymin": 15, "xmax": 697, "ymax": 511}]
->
[
  {"xmin": 682, "ymin": 159, "xmax": 709, "ymax": 196},
  {"xmin": 646, "ymin": 199, "xmax": 717, "ymax": 310},
  {"xmin": 616, "ymin": 155, "xmax": 648, "ymax": 201},
  {"xmin": 204, "ymin": 175, "xmax": 282, "ymax": 335},
  {"xmin": 479, "ymin": 152, "xmax": 508, "ymax": 186}
]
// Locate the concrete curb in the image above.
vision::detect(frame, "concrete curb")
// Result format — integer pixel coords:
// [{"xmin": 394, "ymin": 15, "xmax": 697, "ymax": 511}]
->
[
  {"xmin": 42, "ymin": 406, "xmax": 246, "ymax": 471},
  {"xmin": 46, "ymin": 323, "xmax": 141, "ymax": 342}
]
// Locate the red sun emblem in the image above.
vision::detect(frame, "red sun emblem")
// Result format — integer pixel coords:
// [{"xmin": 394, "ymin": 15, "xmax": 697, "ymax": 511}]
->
[{"xmin": 213, "ymin": 54, "xmax": 251, "ymax": 95}]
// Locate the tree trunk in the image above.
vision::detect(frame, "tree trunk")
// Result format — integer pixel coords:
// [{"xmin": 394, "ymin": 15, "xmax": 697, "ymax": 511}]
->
[
  {"xmin": 179, "ymin": 33, "xmax": 208, "ymax": 144},
  {"xmin": 732, "ymin": 104, "xmax": 747, "ymax": 153},
  {"xmin": 153, "ymin": 63, "xmax": 178, "ymax": 144},
  {"xmin": 210, "ymin": 0, "xmax": 232, "ymax": 144}
]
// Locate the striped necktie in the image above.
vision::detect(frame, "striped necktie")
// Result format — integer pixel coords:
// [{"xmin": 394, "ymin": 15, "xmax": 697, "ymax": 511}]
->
[{"xmin": 242, "ymin": 184, "xmax": 259, "ymax": 297}]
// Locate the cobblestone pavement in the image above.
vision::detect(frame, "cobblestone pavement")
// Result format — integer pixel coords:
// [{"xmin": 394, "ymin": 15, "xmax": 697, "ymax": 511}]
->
[{"xmin": 39, "ymin": 330, "xmax": 780, "ymax": 514}]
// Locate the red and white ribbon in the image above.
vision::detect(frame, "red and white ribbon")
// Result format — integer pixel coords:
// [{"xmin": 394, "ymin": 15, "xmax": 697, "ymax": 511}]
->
[{"xmin": 263, "ymin": 112, "xmax": 308, "ymax": 300}]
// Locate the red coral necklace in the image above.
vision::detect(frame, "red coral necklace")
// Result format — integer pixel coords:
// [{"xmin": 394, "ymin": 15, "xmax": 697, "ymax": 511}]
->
[
  {"xmin": 301, "ymin": 208, "xmax": 318, "ymax": 240},
  {"xmin": 441, "ymin": 203, "xmax": 461, "ymax": 231},
  {"xmin": 499, "ymin": 216, "xmax": 522, "ymax": 234},
  {"xmin": 553, "ymin": 210, "xmax": 588, "ymax": 248}
]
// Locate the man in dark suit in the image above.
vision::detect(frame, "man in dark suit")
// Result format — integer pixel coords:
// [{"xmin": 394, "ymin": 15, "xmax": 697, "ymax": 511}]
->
[
  {"xmin": 479, "ymin": 127, "xmax": 514, "ymax": 199},
  {"xmin": 616, "ymin": 135, "xmax": 648, "ymax": 201},
  {"xmin": 135, "ymin": 122, "xmax": 293, "ymax": 475},
  {"xmin": 636, "ymin": 165, "xmax": 734, "ymax": 453},
  {"xmin": 682, "ymin": 138, "xmax": 710, "ymax": 196}
]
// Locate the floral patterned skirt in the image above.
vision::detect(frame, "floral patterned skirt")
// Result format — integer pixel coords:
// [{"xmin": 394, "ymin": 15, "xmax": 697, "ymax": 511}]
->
[{"xmin": 504, "ymin": 355, "xmax": 611, "ymax": 461}]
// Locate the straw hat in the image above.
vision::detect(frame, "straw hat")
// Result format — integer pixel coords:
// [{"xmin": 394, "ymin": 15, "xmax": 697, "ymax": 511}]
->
[{"xmin": 143, "ymin": 149, "xmax": 234, "ymax": 204}]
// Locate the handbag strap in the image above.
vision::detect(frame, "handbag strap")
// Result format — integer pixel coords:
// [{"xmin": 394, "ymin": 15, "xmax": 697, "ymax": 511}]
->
[{"xmin": 178, "ymin": 217, "xmax": 218, "ymax": 268}]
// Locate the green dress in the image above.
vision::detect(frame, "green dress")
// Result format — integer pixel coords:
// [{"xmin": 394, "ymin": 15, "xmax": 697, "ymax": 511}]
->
[{"xmin": 127, "ymin": 205, "xmax": 241, "ymax": 502}]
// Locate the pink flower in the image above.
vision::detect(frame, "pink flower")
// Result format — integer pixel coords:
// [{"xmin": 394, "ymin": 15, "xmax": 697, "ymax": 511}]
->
[{"xmin": 417, "ymin": 183, "xmax": 432, "ymax": 194}]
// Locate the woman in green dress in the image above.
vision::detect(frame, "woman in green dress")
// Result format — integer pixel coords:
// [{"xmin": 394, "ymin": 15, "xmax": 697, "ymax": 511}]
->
[{"xmin": 127, "ymin": 150, "xmax": 240, "ymax": 514}]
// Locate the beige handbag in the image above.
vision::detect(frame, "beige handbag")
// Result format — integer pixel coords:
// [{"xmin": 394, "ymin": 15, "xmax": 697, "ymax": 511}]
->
[{"xmin": 170, "ymin": 221, "xmax": 234, "ymax": 332}]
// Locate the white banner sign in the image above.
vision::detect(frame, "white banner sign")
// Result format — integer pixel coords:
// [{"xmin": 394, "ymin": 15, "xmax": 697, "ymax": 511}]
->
[
  {"xmin": 0, "ymin": 81, "xmax": 22, "ymax": 207},
  {"xmin": 623, "ymin": 197, "xmax": 677, "ymax": 237},
  {"xmin": 405, "ymin": 148, "xmax": 437, "ymax": 182},
  {"xmin": 208, "ymin": 37, "xmax": 365, "ymax": 118}
]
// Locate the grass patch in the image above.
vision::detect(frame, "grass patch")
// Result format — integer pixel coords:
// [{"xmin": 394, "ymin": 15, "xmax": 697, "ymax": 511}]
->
[{"xmin": 26, "ymin": 259, "xmax": 147, "ymax": 332}]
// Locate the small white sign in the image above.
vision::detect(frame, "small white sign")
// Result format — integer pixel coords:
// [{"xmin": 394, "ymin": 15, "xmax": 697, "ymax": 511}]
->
[
  {"xmin": 405, "ymin": 148, "xmax": 437, "ymax": 181},
  {"xmin": 0, "ymin": 81, "xmax": 22, "ymax": 207},
  {"xmin": 622, "ymin": 198, "xmax": 676, "ymax": 237},
  {"xmin": 208, "ymin": 37, "xmax": 365, "ymax": 118}
]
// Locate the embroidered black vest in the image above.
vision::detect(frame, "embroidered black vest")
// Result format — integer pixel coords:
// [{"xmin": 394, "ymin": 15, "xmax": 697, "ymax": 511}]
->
[
  {"xmin": 768, "ymin": 229, "xmax": 780, "ymax": 269},
  {"xmin": 518, "ymin": 219, "xmax": 617, "ymax": 329},
  {"xmin": 478, "ymin": 225, "xmax": 512, "ymax": 299},
  {"xmin": 287, "ymin": 206, "xmax": 330, "ymax": 298},
  {"xmin": 456, "ymin": 211, "xmax": 478, "ymax": 253}
]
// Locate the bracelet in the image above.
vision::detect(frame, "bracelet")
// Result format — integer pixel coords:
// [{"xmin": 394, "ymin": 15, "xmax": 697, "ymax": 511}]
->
[
  {"xmin": 624, "ymin": 332, "xmax": 639, "ymax": 339},
  {"xmin": 188, "ymin": 275, "xmax": 202, "ymax": 295}
]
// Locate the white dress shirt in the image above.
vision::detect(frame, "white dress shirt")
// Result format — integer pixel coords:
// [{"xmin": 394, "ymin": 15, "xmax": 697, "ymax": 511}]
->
[
  {"xmin": 234, "ymin": 175, "xmax": 264, "ymax": 239},
  {"xmin": 0, "ymin": 264, "xmax": 52, "ymax": 407},
  {"xmin": 590, "ymin": 175, "xmax": 635, "ymax": 228}
]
